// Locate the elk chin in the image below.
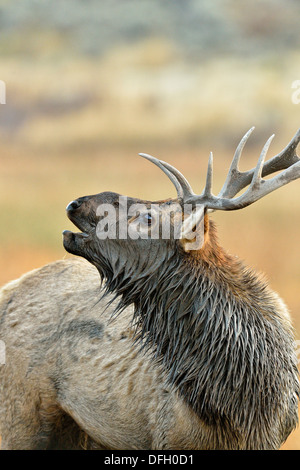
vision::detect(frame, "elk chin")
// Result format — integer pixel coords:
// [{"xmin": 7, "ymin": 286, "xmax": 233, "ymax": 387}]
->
[{"xmin": 62, "ymin": 230, "xmax": 89, "ymax": 256}]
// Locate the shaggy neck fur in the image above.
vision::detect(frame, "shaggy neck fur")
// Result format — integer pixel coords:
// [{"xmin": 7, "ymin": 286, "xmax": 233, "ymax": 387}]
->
[{"xmin": 99, "ymin": 219, "xmax": 299, "ymax": 449}]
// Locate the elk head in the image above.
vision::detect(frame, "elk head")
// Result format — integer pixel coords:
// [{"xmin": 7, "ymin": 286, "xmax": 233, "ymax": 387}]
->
[
  {"xmin": 63, "ymin": 127, "xmax": 300, "ymax": 296},
  {"xmin": 64, "ymin": 127, "xmax": 300, "ymax": 261}
]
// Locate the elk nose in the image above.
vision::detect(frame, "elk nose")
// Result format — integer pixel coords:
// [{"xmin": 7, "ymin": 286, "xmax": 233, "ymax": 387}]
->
[{"xmin": 66, "ymin": 199, "xmax": 82, "ymax": 212}]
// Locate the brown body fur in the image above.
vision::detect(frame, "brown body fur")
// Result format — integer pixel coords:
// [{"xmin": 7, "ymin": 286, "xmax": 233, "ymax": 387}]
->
[{"xmin": 0, "ymin": 259, "xmax": 207, "ymax": 450}]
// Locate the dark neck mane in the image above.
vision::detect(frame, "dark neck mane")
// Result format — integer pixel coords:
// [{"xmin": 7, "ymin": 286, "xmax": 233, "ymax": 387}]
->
[{"xmin": 104, "ymin": 220, "xmax": 299, "ymax": 448}]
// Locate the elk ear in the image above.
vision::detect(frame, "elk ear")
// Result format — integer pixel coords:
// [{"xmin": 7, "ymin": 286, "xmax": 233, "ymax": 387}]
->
[{"xmin": 180, "ymin": 206, "xmax": 206, "ymax": 252}]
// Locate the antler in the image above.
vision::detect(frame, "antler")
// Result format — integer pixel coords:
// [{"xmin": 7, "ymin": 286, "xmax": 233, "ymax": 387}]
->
[
  {"xmin": 140, "ymin": 127, "xmax": 300, "ymax": 211},
  {"xmin": 139, "ymin": 153, "xmax": 195, "ymax": 200}
]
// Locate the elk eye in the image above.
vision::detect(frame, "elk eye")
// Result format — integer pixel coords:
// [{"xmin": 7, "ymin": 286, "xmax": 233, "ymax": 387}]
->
[{"xmin": 143, "ymin": 213, "xmax": 152, "ymax": 225}]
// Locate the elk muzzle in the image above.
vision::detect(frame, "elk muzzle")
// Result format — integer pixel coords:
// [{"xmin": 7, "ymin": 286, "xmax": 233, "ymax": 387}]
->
[{"xmin": 63, "ymin": 195, "xmax": 97, "ymax": 255}]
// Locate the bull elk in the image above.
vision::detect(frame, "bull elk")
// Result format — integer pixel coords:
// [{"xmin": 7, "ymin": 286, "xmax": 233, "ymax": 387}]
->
[{"xmin": 0, "ymin": 128, "xmax": 300, "ymax": 450}]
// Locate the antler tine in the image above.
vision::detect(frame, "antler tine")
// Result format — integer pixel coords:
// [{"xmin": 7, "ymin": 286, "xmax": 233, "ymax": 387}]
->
[
  {"xmin": 230, "ymin": 134, "xmax": 274, "ymax": 208},
  {"xmin": 140, "ymin": 128, "xmax": 300, "ymax": 213},
  {"xmin": 250, "ymin": 134, "xmax": 274, "ymax": 187},
  {"xmin": 261, "ymin": 127, "xmax": 300, "ymax": 176},
  {"xmin": 139, "ymin": 153, "xmax": 195, "ymax": 200},
  {"xmin": 202, "ymin": 152, "xmax": 214, "ymax": 197},
  {"xmin": 156, "ymin": 160, "xmax": 195, "ymax": 199},
  {"xmin": 218, "ymin": 126, "xmax": 255, "ymax": 199},
  {"xmin": 220, "ymin": 128, "xmax": 300, "ymax": 199},
  {"xmin": 210, "ymin": 132, "xmax": 300, "ymax": 211},
  {"xmin": 227, "ymin": 136, "xmax": 300, "ymax": 210},
  {"xmin": 139, "ymin": 153, "xmax": 184, "ymax": 199}
]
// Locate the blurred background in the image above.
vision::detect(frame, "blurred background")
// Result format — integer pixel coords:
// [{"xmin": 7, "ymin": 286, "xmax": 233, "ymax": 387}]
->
[{"xmin": 0, "ymin": 0, "xmax": 299, "ymax": 449}]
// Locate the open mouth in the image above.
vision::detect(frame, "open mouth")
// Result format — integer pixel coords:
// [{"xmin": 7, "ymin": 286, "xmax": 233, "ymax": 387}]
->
[
  {"xmin": 62, "ymin": 215, "xmax": 93, "ymax": 253},
  {"xmin": 62, "ymin": 201, "xmax": 95, "ymax": 255},
  {"xmin": 62, "ymin": 229, "xmax": 90, "ymax": 255},
  {"xmin": 63, "ymin": 229, "xmax": 89, "ymax": 241}
]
